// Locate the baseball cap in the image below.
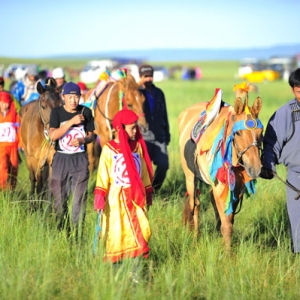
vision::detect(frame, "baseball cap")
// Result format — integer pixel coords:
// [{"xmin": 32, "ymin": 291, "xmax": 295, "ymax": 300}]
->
[
  {"xmin": 139, "ymin": 64, "xmax": 154, "ymax": 77},
  {"xmin": 52, "ymin": 67, "xmax": 65, "ymax": 79},
  {"xmin": 61, "ymin": 82, "xmax": 81, "ymax": 95}
]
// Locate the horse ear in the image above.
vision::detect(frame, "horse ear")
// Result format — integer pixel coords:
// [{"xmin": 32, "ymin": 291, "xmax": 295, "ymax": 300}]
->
[
  {"xmin": 234, "ymin": 97, "xmax": 244, "ymax": 115},
  {"xmin": 37, "ymin": 81, "xmax": 45, "ymax": 94},
  {"xmin": 251, "ymin": 96, "xmax": 262, "ymax": 118}
]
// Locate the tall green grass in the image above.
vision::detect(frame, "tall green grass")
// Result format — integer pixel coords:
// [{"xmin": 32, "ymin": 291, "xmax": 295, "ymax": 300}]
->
[{"xmin": 1, "ymin": 59, "xmax": 299, "ymax": 299}]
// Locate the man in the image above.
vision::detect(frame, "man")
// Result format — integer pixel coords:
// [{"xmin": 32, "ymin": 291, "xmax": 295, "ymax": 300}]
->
[
  {"xmin": 52, "ymin": 67, "xmax": 66, "ymax": 93},
  {"xmin": 138, "ymin": 64, "xmax": 170, "ymax": 193},
  {"xmin": 261, "ymin": 68, "xmax": 300, "ymax": 253},
  {"xmin": 12, "ymin": 64, "xmax": 39, "ymax": 105}
]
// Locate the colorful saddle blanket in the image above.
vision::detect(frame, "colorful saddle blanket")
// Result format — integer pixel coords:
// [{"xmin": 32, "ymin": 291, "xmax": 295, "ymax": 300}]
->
[{"xmin": 191, "ymin": 88, "xmax": 223, "ymax": 143}]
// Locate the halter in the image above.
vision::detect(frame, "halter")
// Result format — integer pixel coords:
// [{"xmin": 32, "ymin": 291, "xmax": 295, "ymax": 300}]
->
[{"xmin": 231, "ymin": 117, "xmax": 263, "ymax": 165}]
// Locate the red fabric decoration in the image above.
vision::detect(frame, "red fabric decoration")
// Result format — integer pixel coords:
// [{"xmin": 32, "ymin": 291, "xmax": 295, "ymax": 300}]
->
[
  {"xmin": 112, "ymin": 109, "xmax": 153, "ymax": 207},
  {"xmin": 0, "ymin": 91, "xmax": 12, "ymax": 104}
]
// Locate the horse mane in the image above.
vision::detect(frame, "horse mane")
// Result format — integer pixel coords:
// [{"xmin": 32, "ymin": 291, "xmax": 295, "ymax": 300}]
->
[
  {"xmin": 233, "ymin": 82, "xmax": 258, "ymax": 108},
  {"xmin": 117, "ymin": 73, "xmax": 139, "ymax": 90}
]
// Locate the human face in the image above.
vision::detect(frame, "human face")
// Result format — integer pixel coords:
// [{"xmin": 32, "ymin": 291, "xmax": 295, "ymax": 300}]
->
[
  {"xmin": 292, "ymin": 86, "xmax": 300, "ymax": 103},
  {"xmin": 141, "ymin": 75, "xmax": 153, "ymax": 88},
  {"xmin": 62, "ymin": 94, "xmax": 80, "ymax": 112},
  {"xmin": 56, "ymin": 77, "xmax": 65, "ymax": 87},
  {"xmin": 0, "ymin": 101, "xmax": 10, "ymax": 113},
  {"xmin": 124, "ymin": 122, "xmax": 138, "ymax": 140}
]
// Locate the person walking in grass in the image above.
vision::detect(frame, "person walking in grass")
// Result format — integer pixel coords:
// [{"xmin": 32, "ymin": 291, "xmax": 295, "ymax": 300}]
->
[
  {"xmin": 0, "ymin": 91, "xmax": 20, "ymax": 190},
  {"xmin": 260, "ymin": 67, "xmax": 300, "ymax": 253},
  {"xmin": 48, "ymin": 82, "xmax": 94, "ymax": 237},
  {"xmin": 138, "ymin": 64, "xmax": 170, "ymax": 193},
  {"xmin": 94, "ymin": 109, "xmax": 153, "ymax": 264}
]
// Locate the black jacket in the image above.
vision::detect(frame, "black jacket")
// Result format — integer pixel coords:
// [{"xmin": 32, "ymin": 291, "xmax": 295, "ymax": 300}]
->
[{"xmin": 140, "ymin": 84, "xmax": 170, "ymax": 144}]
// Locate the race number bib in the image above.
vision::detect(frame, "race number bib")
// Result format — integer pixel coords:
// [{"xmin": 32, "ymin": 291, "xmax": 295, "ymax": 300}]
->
[
  {"xmin": 112, "ymin": 153, "xmax": 141, "ymax": 187},
  {"xmin": 59, "ymin": 125, "xmax": 86, "ymax": 153},
  {"xmin": 0, "ymin": 122, "xmax": 16, "ymax": 143}
]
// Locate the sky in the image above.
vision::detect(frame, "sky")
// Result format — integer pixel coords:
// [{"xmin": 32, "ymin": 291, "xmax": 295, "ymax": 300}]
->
[{"xmin": 1, "ymin": 0, "xmax": 300, "ymax": 58}]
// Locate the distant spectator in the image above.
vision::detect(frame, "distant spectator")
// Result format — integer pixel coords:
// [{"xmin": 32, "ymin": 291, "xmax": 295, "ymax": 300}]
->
[
  {"xmin": 52, "ymin": 67, "xmax": 66, "ymax": 93},
  {"xmin": 11, "ymin": 65, "xmax": 39, "ymax": 105}
]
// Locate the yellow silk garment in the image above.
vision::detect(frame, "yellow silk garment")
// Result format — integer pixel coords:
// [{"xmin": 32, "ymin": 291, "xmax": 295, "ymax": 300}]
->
[{"xmin": 95, "ymin": 140, "xmax": 152, "ymax": 263}]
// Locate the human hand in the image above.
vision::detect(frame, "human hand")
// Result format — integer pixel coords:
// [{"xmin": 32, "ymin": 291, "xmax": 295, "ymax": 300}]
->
[
  {"xmin": 259, "ymin": 167, "xmax": 274, "ymax": 180},
  {"xmin": 72, "ymin": 114, "xmax": 84, "ymax": 125},
  {"xmin": 70, "ymin": 137, "xmax": 85, "ymax": 147}
]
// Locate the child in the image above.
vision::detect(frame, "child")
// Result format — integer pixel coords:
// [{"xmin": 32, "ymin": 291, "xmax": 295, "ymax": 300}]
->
[
  {"xmin": 0, "ymin": 91, "xmax": 20, "ymax": 190},
  {"xmin": 48, "ymin": 82, "xmax": 94, "ymax": 235},
  {"xmin": 94, "ymin": 109, "xmax": 153, "ymax": 263}
]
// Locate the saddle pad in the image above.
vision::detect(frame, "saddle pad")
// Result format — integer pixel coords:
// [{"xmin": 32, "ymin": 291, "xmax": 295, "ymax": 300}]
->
[{"xmin": 191, "ymin": 112, "xmax": 206, "ymax": 143}]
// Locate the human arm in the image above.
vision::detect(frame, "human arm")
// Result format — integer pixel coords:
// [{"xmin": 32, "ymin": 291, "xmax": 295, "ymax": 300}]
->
[
  {"xmin": 261, "ymin": 106, "xmax": 293, "ymax": 179},
  {"xmin": 49, "ymin": 113, "xmax": 85, "ymax": 141}
]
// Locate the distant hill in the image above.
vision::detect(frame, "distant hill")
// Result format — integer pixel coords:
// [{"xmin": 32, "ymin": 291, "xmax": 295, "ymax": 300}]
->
[{"xmin": 50, "ymin": 44, "xmax": 300, "ymax": 62}]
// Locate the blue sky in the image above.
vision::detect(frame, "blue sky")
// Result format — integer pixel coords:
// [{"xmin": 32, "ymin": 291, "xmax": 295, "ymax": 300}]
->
[{"xmin": 1, "ymin": 0, "xmax": 300, "ymax": 58}]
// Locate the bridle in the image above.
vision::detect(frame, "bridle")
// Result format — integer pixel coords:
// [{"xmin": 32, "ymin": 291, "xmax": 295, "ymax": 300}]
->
[
  {"xmin": 233, "ymin": 136, "xmax": 262, "ymax": 165},
  {"xmin": 231, "ymin": 116, "xmax": 263, "ymax": 166}
]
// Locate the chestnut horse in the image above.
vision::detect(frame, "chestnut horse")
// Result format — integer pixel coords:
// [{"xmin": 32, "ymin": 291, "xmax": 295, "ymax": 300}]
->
[
  {"xmin": 20, "ymin": 77, "xmax": 62, "ymax": 208},
  {"xmin": 178, "ymin": 83, "xmax": 263, "ymax": 248},
  {"xmin": 84, "ymin": 72, "xmax": 147, "ymax": 175}
]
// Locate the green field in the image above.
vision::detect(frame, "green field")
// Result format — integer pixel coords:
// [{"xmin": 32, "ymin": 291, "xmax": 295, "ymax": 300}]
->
[{"xmin": 1, "ymin": 57, "xmax": 299, "ymax": 300}]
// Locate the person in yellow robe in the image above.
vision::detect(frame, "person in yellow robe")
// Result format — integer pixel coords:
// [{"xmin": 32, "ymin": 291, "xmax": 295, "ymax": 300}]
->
[{"xmin": 94, "ymin": 109, "xmax": 153, "ymax": 263}]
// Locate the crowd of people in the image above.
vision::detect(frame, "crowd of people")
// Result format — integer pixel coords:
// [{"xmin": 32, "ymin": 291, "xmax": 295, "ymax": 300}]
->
[
  {"xmin": 3, "ymin": 61, "xmax": 300, "ymax": 283},
  {"xmin": 0, "ymin": 63, "xmax": 171, "ymax": 280}
]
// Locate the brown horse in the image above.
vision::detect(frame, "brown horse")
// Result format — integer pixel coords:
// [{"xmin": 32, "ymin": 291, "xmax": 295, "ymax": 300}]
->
[
  {"xmin": 178, "ymin": 83, "xmax": 263, "ymax": 249},
  {"xmin": 20, "ymin": 77, "xmax": 62, "ymax": 208},
  {"xmin": 84, "ymin": 72, "xmax": 147, "ymax": 175}
]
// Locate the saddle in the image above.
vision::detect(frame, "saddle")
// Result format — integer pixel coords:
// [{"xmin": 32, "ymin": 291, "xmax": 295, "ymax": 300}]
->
[{"xmin": 190, "ymin": 88, "xmax": 223, "ymax": 143}]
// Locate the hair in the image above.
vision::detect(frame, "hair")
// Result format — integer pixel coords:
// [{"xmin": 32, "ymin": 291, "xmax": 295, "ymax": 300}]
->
[{"xmin": 288, "ymin": 68, "xmax": 300, "ymax": 88}]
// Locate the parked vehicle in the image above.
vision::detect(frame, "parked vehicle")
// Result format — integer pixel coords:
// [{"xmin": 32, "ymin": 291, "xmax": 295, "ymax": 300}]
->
[{"xmin": 79, "ymin": 60, "xmax": 118, "ymax": 84}]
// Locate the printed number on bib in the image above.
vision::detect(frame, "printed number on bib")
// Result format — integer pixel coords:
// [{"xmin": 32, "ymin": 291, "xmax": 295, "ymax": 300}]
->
[
  {"xmin": 112, "ymin": 153, "xmax": 141, "ymax": 186},
  {"xmin": 0, "ymin": 122, "xmax": 16, "ymax": 142},
  {"xmin": 59, "ymin": 126, "xmax": 85, "ymax": 153}
]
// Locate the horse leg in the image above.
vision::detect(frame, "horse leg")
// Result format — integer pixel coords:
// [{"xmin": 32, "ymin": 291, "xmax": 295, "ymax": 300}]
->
[
  {"xmin": 182, "ymin": 171, "xmax": 200, "ymax": 234},
  {"xmin": 29, "ymin": 169, "xmax": 37, "ymax": 211},
  {"xmin": 209, "ymin": 190, "xmax": 221, "ymax": 232},
  {"xmin": 87, "ymin": 141, "xmax": 95, "ymax": 176},
  {"xmin": 212, "ymin": 187, "xmax": 234, "ymax": 250}
]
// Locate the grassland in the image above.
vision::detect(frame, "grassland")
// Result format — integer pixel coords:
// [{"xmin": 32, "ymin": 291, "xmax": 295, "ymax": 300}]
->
[{"xmin": 0, "ymin": 57, "xmax": 299, "ymax": 300}]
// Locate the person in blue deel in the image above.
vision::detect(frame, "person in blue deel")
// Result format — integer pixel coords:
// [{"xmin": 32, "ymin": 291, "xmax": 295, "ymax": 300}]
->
[{"xmin": 260, "ymin": 68, "xmax": 300, "ymax": 253}]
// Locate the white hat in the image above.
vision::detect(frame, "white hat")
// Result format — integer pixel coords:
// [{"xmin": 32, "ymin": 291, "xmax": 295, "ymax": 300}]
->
[{"xmin": 52, "ymin": 67, "xmax": 65, "ymax": 79}]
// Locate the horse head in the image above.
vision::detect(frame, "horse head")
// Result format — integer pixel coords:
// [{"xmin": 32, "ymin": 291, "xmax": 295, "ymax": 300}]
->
[
  {"xmin": 230, "ymin": 84, "xmax": 263, "ymax": 179},
  {"xmin": 37, "ymin": 77, "xmax": 62, "ymax": 126},
  {"xmin": 117, "ymin": 74, "xmax": 148, "ymax": 132}
]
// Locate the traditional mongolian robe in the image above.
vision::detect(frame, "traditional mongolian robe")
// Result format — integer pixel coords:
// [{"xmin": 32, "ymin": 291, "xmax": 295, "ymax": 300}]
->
[
  {"xmin": 94, "ymin": 139, "xmax": 153, "ymax": 263},
  {"xmin": 0, "ymin": 99, "xmax": 20, "ymax": 190}
]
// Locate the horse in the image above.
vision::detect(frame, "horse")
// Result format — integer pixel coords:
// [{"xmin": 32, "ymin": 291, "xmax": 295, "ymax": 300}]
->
[
  {"xmin": 83, "ymin": 72, "xmax": 147, "ymax": 175},
  {"xmin": 178, "ymin": 83, "xmax": 263, "ymax": 249},
  {"xmin": 20, "ymin": 77, "xmax": 62, "ymax": 209}
]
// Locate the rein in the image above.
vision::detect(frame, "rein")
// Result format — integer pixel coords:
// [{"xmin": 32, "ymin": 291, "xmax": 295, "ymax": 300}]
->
[{"xmin": 273, "ymin": 172, "xmax": 300, "ymax": 200}]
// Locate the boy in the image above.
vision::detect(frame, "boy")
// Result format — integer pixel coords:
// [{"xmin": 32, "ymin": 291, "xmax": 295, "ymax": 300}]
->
[
  {"xmin": 0, "ymin": 91, "xmax": 20, "ymax": 190},
  {"xmin": 49, "ymin": 82, "xmax": 94, "ymax": 236},
  {"xmin": 94, "ymin": 109, "xmax": 153, "ymax": 263}
]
